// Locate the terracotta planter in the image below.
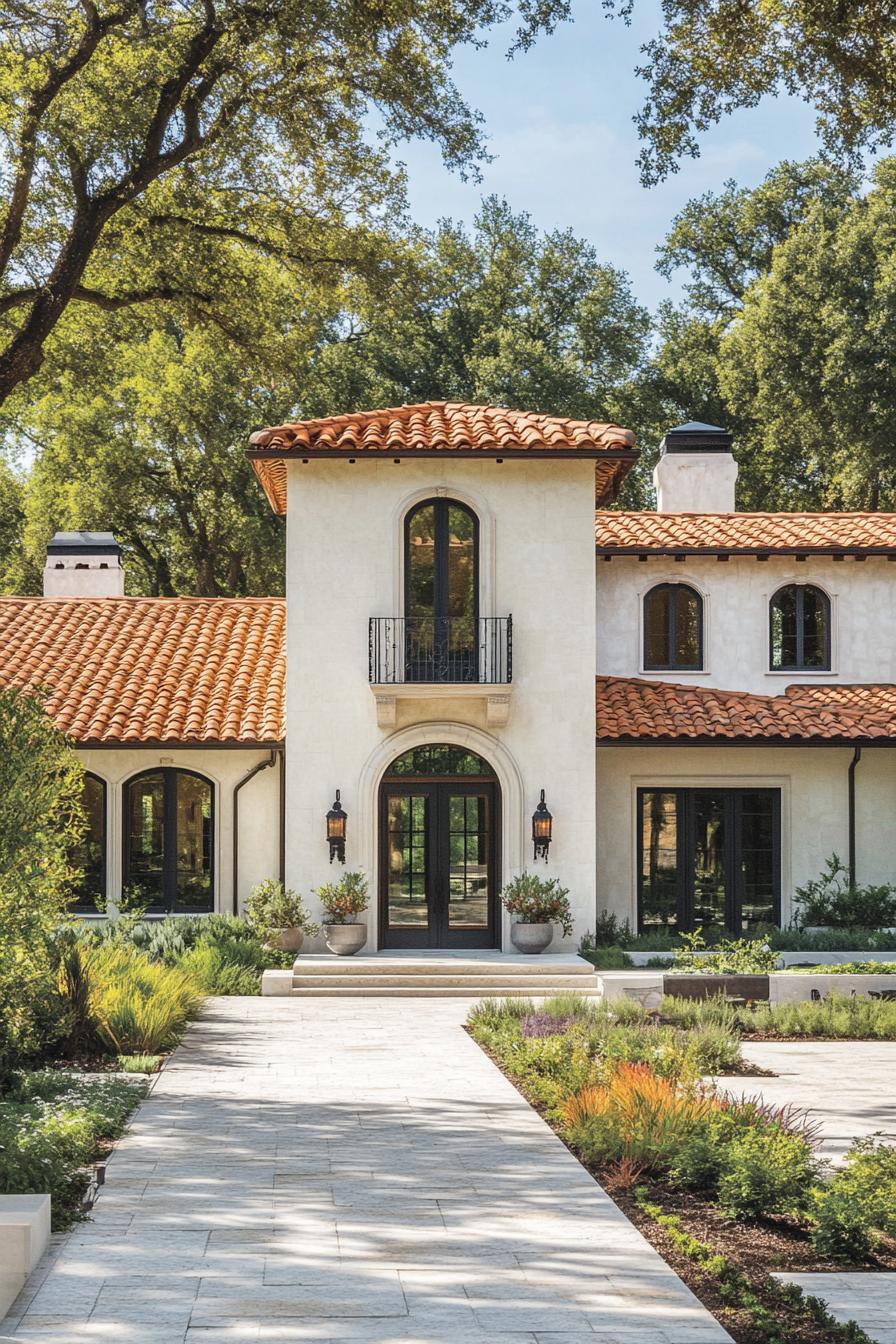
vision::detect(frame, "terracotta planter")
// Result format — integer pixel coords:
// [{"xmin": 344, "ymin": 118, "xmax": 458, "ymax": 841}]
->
[
  {"xmin": 266, "ymin": 927, "xmax": 304, "ymax": 953},
  {"xmin": 510, "ymin": 922, "xmax": 554, "ymax": 955},
  {"xmin": 324, "ymin": 923, "xmax": 368, "ymax": 956}
]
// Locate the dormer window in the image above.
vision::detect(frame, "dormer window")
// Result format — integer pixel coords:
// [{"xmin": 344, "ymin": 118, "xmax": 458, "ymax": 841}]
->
[
  {"xmin": 643, "ymin": 583, "xmax": 703, "ymax": 671},
  {"xmin": 769, "ymin": 584, "xmax": 830, "ymax": 671}
]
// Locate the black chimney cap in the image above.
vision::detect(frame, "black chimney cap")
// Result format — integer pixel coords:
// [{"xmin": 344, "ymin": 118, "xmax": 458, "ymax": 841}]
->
[
  {"xmin": 660, "ymin": 422, "xmax": 732, "ymax": 455},
  {"xmin": 46, "ymin": 531, "xmax": 122, "ymax": 558}
]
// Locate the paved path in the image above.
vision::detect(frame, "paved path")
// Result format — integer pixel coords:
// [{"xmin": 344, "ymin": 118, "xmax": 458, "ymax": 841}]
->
[
  {"xmin": 4, "ymin": 997, "xmax": 730, "ymax": 1344},
  {"xmin": 723, "ymin": 1041, "xmax": 896, "ymax": 1161},
  {"xmin": 774, "ymin": 1274, "xmax": 896, "ymax": 1344}
]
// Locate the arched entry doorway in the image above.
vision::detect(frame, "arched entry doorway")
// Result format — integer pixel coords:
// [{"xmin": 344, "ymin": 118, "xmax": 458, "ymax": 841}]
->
[{"xmin": 378, "ymin": 743, "xmax": 500, "ymax": 949}]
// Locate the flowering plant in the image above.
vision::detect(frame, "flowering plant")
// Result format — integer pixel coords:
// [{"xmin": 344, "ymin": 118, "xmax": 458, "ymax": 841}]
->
[
  {"xmin": 500, "ymin": 872, "xmax": 573, "ymax": 937},
  {"xmin": 317, "ymin": 871, "xmax": 369, "ymax": 926}
]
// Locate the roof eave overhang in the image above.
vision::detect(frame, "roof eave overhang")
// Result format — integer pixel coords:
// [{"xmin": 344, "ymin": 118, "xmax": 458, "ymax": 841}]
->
[
  {"xmin": 597, "ymin": 735, "xmax": 893, "ymax": 747},
  {"xmin": 596, "ymin": 546, "xmax": 896, "ymax": 558},
  {"xmin": 75, "ymin": 738, "xmax": 285, "ymax": 750}
]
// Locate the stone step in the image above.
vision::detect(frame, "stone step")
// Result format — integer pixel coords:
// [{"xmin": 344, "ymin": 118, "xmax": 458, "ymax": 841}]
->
[
  {"xmin": 291, "ymin": 972, "xmax": 598, "ymax": 991},
  {"xmin": 292, "ymin": 956, "xmax": 596, "ymax": 977},
  {"xmin": 288, "ymin": 983, "xmax": 602, "ymax": 997}
]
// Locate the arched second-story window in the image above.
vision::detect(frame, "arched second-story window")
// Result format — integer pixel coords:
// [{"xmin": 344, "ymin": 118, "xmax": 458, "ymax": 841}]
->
[
  {"xmin": 643, "ymin": 583, "xmax": 703, "ymax": 671},
  {"xmin": 405, "ymin": 498, "xmax": 478, "ymax": 681},
  {"xmin": 769, "ymin": 584, "xmax": 831, "ymax": 671},
  {"xmin": 123, "ymin": 768, "xmax": 214, "ymax": 913},
  {"xmin": 71, "ymin": 772, "xmax": 107, "ymax": 912}
]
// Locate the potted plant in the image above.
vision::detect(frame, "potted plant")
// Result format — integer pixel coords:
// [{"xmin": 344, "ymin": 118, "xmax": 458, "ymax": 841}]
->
[
  {"xmin": 245, "ymin": 879, "xmax": 319, "ymax": 953},
  {"xmin": 501, "ymin": 871, "xmax": 573, "ymax": 954},
  {"xmin": 317, "ymin": 871, "xmax": 369, "ymax": 956}
]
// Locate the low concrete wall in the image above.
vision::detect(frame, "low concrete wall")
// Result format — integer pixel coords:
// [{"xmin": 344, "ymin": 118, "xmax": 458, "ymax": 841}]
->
[
  {"xmin": 0, "ymin": 1195, "xmax": 50, "ymax": 1317},
  {"xmin": 625, "ymin": 949, "xmax": 896, "ymax": 968},
  {"xmin": 597, "ymin": 970, "xmax": 896, "ymax": 1005}
]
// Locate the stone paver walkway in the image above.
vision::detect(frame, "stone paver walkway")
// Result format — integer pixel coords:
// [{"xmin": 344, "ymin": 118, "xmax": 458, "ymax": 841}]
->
[
  {"xmin": 4, "ymin": 997, "xmax": 730, "ymax": 1344},
  {"xmin": 723, "ymin": 1041, "xmax": 896, "ymax": 1160}
]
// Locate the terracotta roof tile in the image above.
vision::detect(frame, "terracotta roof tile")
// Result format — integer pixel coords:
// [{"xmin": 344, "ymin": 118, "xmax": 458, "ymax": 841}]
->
[
  {"xmin": 596, "ymin": 676, "xmax": 896, "ymax": 742},
  {"xmin": 596, "ymin": 512, "xmax": 896, "ymax": 554},
  {"xmin": 0, "ymin": 598, "xmax": 285, "ymax": 744},
  {"xmin": 249, "ymin": 402, "xmax": 637, "ymax": 513}
]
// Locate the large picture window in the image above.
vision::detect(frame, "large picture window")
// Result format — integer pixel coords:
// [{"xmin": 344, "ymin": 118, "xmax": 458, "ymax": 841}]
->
[
  {"xmin": 638, "ymin": 788, "xmax": 780, "ymax": 934},
  {"xmin": 71, "ymin": 772, "xmax": 106, "ymax": 911},
  {"xmin": 769, "ymin": 584, "xmax": 830, "ymax": 671},
  {"xmin": 643, "ymin": 583, "xmax": 703, "ymax": 671},
  {"xmin": 123, "ymin": 769, "xmax": 213, "ymax": 913}
]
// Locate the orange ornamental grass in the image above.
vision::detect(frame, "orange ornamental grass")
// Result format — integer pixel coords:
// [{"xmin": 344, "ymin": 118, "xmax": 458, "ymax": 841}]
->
[{"xmin": 561, "ymin": 1062, "xmax": 719, "ymax": 1171}]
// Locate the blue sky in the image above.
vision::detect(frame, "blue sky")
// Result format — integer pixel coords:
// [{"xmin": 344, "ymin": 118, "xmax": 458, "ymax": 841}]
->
[{"xmin": 397, "ymin": 0, "xmax": 821, "ymax": 310}]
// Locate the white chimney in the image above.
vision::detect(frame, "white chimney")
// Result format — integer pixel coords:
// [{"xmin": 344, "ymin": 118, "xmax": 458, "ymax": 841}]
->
[
  {"xmin": 43, "ymin": 531, "xmax": 125, "ymax": 598},
  {"xmin": 653, "ymin": 422, "xmax": 738, "ymax": 513}
]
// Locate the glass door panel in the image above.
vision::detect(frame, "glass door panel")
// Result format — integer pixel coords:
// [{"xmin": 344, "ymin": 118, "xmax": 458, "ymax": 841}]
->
[
  {"xmin": 737, "ymin": 791, "xmax": 777, "ymax": 930},
  {"xmin": 405, "ymin": 499, "xmax": 478, "ymax": 682},
  {"xmin": 692, "ymin": 792, "xmax": 727, "ymax": 931},
  {"xmin": 126, "ymin": 771, "xmax": 165, "ymax": 908},
  {"xmin": 385, "ymin": 793, "xmax": 430, "ymax": 930},
  {"xmin": 447, "ymin": 793, "xmax": 490, "ymax": 930},
  {"xmin": 174, "ymin": 772, "xmax": 213, "ymax": 912},
  {"xmin": 640, "ymin": 790, "xmax": 679, "ymax": 932}
]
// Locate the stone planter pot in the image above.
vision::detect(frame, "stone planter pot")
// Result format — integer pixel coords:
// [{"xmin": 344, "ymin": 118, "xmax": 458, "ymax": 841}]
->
[
  {"xmin": 510, "ymin": 922, "xmax": 554, "ymax": 955},
  {"xmin": 324, "ymin": 923, "xmax": 368, "ymax": 956},
  {"xmin": 266, "ymin": 927, "xmax": 305, "ymax": 953}
]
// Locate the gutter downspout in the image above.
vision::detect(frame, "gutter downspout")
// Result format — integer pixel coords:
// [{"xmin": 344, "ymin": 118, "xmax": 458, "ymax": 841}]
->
[
  {"xmin": 278, "ymin": 747, "xmax": 286, "ymax": 885},
  {"xmin": 232, "ymin": 751, "xmax": 277, "ymax": 915},
  {"xmin": 848, "ymin": 745, "xmax": 863, "ymax": 888}
]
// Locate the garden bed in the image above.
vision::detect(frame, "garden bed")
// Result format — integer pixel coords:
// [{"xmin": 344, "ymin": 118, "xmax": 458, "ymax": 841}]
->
[{"xmin": 467, "ymin": 993, "xmax": 896, "ymax": 1344}]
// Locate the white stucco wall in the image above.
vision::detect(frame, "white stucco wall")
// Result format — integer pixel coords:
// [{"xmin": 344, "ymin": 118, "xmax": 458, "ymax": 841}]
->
[
  {"xmin": 595, "ymin": 744, "xmax": 896, "ymax": 930},
  {"xmin": 77, "ymin": 747, "xmax": 282, "ymax": 916},
  {"xmin": 284, "ymin": 458, "xmax": 598, "ymax": 949},
  {"xmin": 597, "ymin": 555, "xmax": 896, "ymax": 691}
]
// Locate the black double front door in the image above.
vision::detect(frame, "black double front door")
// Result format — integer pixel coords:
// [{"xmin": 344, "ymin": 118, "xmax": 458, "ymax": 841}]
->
[{"xmin": 379, "ymin": 780, "xmax": 498, "ymax": 948}]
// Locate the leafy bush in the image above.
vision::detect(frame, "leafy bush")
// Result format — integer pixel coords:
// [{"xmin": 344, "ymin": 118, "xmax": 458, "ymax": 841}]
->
[
  {"xmin": 716, "ymin": 1124, "xmax": 819, "ymax": 1220},
  {"xmin": 500, "ymin": 872, "xmax": 573, "ymax": 936},
  {"xmin": 316, "ymin": 871, "xmax": 369, "ymax": 925},
  {"xmin": 0, "ymin": 1071, "xmax": 145, "ymax": 1229},
  {"xmin": 810, "ymin": 960, "xmax": 896, "ymax": 974},
  {"xmin": 116, "ymin": 1054, "xmax": 162, "ymax": 1073},
  {"xmin": 671, "ymin": 928, "xmax": 779, "ymax": 974},
  {"xmin": 793, "ymin": 855, "xmax": 896, "ymax": 928},
  {"xmin": 811, "ymin": 1138, "xmax": 896, "ymax": 1259},
  {"xmin": 659, "ymin": 994, "xmax": 738, "ymax": 1032},
  {"xmin": 741, "ymin": 993, "xmax": 896, "ymax": 1040},
  {"xmin": 562, "ymin": 1063, "xmax": 718, "ymax": 1175},
  {"xmin": 623, "ymin": 924, "xmax": 896, "ymax": 952},
  {"xmin": 245, "ymin": 880, "xmax": 319, "ymax": 942},
  {"xmin": 578, "ymin": 944, "xmax": 634, "ymax": 969},
  {"xmin": 63, "ymin": 943, "xmax": 202, "ymax": 1054},
  {"xmin": 0, "ymin": 688, "xmax": 86, "ymax": 1079},
  {"xmin": 179, "ymin": 938, "xmax": 270, "ymax": 994},
  {"xmin": 582, "ymin": 912, "xmax": 633, "ymax": 949}
]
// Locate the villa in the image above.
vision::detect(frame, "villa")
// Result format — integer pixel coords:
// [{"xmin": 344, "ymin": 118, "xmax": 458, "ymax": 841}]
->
[{"xmin": 3, "ymin": 402, "xmax": 896, "ymax": 949}]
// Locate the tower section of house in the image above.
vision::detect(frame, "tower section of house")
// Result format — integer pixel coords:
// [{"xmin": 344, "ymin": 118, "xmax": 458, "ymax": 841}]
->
[{"xmin": 249, "ymin": 402, "xmax": 637, "ymax": 949}]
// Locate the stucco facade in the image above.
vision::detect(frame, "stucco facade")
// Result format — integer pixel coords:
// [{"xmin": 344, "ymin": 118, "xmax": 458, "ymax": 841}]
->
[{"xmin": 283, "ymin": 457, "xmax": 599, "ymax": 949}]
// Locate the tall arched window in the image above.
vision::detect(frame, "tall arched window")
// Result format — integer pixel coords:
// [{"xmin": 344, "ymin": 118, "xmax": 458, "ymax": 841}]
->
[
  {"xmin": 769, "ymin": 584, "xmax": 830, "ymax": 671},
  {"xmin": 643, "ymin": 583, "xmax": 703, "ymax": 671},
  {"xmin": 71, "ymin": 772, "xmax": 106, "ymax": 911},
  {"xmin": 123, "ymin": 769, "xmax": 214, "ymax": 913},
  {"xmin": 405, "ymin": 498, "xmax": 478, "ymax": 681}
]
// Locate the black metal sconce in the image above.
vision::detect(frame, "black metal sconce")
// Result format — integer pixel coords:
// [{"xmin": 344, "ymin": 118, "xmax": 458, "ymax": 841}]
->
[
  {"xmin": 532, "ymin": 789, "xmax": 552, "ymax": 862},
  {"xmin": 326, "ymin": 790, "xmax": 347, "ymax": 863}
]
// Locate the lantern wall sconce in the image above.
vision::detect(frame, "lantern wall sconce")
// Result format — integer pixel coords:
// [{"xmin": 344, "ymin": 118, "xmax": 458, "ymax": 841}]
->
[
  {"xmin": 326, "ymin": 790, "xmax": 347, "ymax": 863},
  {"xmin": 532, "ymin": 789, "xmax": 553, "ymax": 861}
]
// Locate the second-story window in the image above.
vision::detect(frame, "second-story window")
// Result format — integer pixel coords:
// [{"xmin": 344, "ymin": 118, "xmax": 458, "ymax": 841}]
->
[
  {"xmin": 769, "ymin": 584, "xmax": 830, "ymax": 671},
  {"xmin": 405, "ymin": 499, "xmax": 478, "ymax": 681},
  {"xmin": 643, "ymin": 583, "xmax": 703, "ymax": 671}
]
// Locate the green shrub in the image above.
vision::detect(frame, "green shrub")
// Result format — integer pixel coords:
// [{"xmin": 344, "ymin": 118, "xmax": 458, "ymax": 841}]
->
[
  {"xmin": 579, "ymin": 944, "xmax": 634, "ymax": 969},
  {"xmin": 669, "ymin": 1123, "xmax": 726, "ymax": 1191},
  {"xmin": 793, "ymin": 855, "xmax": 896, "ymax": 928},
  {"xmin": 179, "ymin": 937, "xmax": 273, "ymax": 995},
  {"xmin": 75, "ymin": 943, "xmax": 202, "ymax": 1054},
  {"xmin": 672, "ymin": 928, "xmax": 779, "ymax": 974},
  {"xmin": 581, "ymin": 912, "xmax": 633, "ymax": 949},
  {"xmin": 716, "ymin": 1124, "xmax": 818, "ymax": 1220},
  {"xmin": 500, "ymin": 871, "xmax": 574, "ymax": 936},
  {"xmin": 0, "ymin": 1071, "xmax": 145, "ymax": 1228},
  {"xmin": 245, "ymin": 880, "xmax": 319, "ymax": 942},
  {"xmin": 116, "ymin": 1054, "xmax": 162, "ymax": 1073},
  {"xmin": 660, "ymin": 994, "xmax": 738, "ymax": 1031},
  {"xmin": 741, "ymin": 993, "xmax": 896, "ymax": 1039},
  {"xmin": 811, "ymin": 1138, "xmax": 896, "ymax": 1259}
]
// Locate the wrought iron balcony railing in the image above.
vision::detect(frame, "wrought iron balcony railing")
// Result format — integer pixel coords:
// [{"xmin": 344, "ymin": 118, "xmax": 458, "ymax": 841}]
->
[{"xmin": 369, "ymin": 616, "xmax": 512, "ymax": 685}]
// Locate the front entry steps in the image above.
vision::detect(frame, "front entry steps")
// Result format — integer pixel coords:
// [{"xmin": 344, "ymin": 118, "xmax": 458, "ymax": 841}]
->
[{"xmin": 262, "ymin": 951, "xmax": 601, "ymax": 997}]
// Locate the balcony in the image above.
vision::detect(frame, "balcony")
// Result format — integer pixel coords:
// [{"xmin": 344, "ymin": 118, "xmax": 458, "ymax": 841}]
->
[{"xmin": 368, "ymin": 616, "xmax": 513, "ymax": 728}]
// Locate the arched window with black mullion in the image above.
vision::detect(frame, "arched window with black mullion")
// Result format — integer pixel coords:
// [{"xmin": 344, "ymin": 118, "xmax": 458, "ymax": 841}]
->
[
  {"xmin": 123, "ymin": 768, "xmax": 214, "ymax": 914},
  {"xmin": 71, "ymin": 772, "xmax": 107, "ymax": 912},
  {"xmin": 769, "ymin": 584, "xmax": 831, "ymax": 671},
  {"xmin": 643, "ymin": 583, "xmax": 703, "ymax": 672}
]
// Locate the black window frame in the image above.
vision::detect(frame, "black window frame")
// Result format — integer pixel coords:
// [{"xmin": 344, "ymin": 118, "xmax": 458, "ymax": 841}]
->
[
  {"xmin": 642, "ymin": 582, "xmax": 704, "ymax": 672},
  {"xmin": 122, "ymin": 767, "xmax": 215, "ymax": 915},
  {"xmin": 72, "ymin": 771, "xmax": 107, "ymax": 912},
  {"xmin": 769, "ymin": 583, "xmax": 831, "ymax": 672},
  {"xmin": 404, "ymin": 497, "xmax": 480, "ymax": 627},
  {"xmin": 636, "ymin": 786, "xmax": 781, "ymax": 934}
]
